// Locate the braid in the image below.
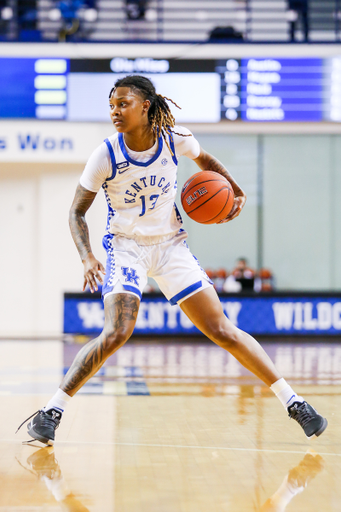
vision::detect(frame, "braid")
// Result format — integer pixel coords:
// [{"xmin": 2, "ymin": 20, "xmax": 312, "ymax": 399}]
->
[{"xmin": 110, "ymin": 75, "xmax": 191, "ymax": 156}]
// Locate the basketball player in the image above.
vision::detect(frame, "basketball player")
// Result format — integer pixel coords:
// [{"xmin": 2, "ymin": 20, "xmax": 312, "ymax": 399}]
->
[{"xmin": 17, "ymin": 75, "xmax": 327, "ymax": 444}]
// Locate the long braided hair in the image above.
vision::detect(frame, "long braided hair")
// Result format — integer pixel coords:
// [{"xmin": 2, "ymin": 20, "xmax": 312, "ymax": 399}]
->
[{"xmin": 109, "ymin": 75, "xmax": 191, "ymax": 156}]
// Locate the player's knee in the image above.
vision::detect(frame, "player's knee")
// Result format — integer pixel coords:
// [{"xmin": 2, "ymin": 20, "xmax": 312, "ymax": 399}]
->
[
  {"xmin": 210, "ymin": 323, "xmax": 241, "ymax": 349},
  {"xmin": 102, "ymin": 328, "xmax": 131, "ymax": 355}
]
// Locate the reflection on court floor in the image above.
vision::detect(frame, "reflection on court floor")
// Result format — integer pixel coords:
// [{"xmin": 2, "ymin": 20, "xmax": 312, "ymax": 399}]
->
[
  {"xmin": 0, "ymin": 339, "xmax": 340, "ymax": 396},
  {"xmin": 0, "ymin": 337, "xmax": 341, "ymax": 396},
  {"xmin": 11, "ymin": 445, "xmax": 326, "ymax": 512},
  {"xmin": 74, "ymin": 340, "xmax": 341, "ymax": 396},
  {"xmin": 0, "ymin": 338, "xmax": 340, "ymax": 511},
  {"xmin": 65, "ymin": 340, "xmax": 341, "ymax": 384}
]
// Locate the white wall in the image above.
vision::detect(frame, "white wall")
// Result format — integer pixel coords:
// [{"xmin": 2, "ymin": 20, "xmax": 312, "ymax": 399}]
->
[
  {"xmin": 0, "ymin": 173, "xmax": 38, "ymax": 334},
  {"xmin": 332, "ymin": 137, "xmax": 341, "ymax": 289},
  {"xmin": 0, "ymin": 163, "xmax": 107, "ymax": 337},
  {"xmin": 263, "ymin": 135, "xmax": 333, "ymax": 289}
]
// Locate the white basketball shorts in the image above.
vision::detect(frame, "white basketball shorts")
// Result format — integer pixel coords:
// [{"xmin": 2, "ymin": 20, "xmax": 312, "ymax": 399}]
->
[{"xmin": 102, "ymin": 229, "xmax": 213, "ymax": 305}]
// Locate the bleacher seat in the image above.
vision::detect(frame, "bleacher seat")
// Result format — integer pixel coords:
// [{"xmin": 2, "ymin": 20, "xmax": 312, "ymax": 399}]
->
[{"xmin": 5, "ymin": 0, "xmax": 341, "ymax": 42}]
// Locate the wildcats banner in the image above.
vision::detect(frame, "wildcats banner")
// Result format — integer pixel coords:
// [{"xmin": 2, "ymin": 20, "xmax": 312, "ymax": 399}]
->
[{"xmin": 64, "ymin": 293, "xmax": 341, "ymax": 335}]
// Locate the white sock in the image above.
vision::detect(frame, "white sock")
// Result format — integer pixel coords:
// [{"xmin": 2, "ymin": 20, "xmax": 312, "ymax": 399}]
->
[
  {"xmin": 270, "ymin": 378, "xmax": 304, "ymax": 410},
  {"xmin": 43, "ymin": 388, "xmax": 72, "ymax": 414}
]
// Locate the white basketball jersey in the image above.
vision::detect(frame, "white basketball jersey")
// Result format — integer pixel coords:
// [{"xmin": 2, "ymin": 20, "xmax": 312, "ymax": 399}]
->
[{"xmin": 102, "ymin": 132, "xmax": 182, "ymax": 240}]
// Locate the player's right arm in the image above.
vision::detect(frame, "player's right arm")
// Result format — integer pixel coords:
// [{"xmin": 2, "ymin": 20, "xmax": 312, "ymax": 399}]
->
[
  {"xmin": 69, "ymin": 142, "xmax": 111, "ymax": 293},
  {"xmin": 69, "ymin": 184, "xmax": 106, "ymax": 293}
]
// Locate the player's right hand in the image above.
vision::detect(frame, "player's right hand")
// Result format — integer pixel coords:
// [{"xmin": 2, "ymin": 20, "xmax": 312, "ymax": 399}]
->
[{"xmin": 82, "ymin": 253, "xmax": 106, "ymax": 293}]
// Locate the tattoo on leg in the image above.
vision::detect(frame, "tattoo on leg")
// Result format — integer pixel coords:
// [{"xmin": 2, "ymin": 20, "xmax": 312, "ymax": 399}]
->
[{"xmin": 61, "ymin": 294, "xmax": 139, "ymax": 394}]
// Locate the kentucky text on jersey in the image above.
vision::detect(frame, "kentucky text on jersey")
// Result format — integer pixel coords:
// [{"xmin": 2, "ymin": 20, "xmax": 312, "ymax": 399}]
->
[{"xmin": 124, "ymin": 176, "xmax": 172, "ymax": 204}]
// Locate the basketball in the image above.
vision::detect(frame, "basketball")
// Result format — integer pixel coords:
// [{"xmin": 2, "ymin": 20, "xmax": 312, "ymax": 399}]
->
[{"xmin": 181, "ymin": 171, "xmax": 235, "ymax": 224}]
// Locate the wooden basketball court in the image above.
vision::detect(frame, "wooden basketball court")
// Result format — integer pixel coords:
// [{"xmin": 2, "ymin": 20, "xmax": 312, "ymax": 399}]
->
[{"xmin": 0, "ymin": 338, "xmax": 340, "ymax": 511}]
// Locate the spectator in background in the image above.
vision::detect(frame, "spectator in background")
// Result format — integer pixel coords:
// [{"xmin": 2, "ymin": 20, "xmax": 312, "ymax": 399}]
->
[
  {"xmin": 18, "ymin": 0, "xmax": 37, "ymax": 30},
  {"xmin": 125, "ymin": 0, "xmax": 151, "ymax": 40},
  {"xmin": 126, "ymin": 0, "xmax": 147, "ymax": 20},
  {"xmin": 223, "ymin": 261, "xmax": 275, "ymax": 293},
  {"xmin": 58, "ymin": 0, "xmax": 97, "ymax": 22},
  {"xmin": 232, "ymin": 257, "xmax": 255, "ymax": 291},
  {"xmin": 221, "ymin": 257, "xmax": 258, "ymax": 293},
  {"xmin": 52, "ymin": 0, "xmax": 98, "ymax": 41},
  {"xmin": 287, "ymin": 0, "xmax": 309, "ymax": 41}
]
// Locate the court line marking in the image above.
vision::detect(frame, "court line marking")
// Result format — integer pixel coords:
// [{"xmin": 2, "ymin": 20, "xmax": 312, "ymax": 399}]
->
[{"xmin": 4, "ymin": 438, "xmax": 341, "ymax": 457}]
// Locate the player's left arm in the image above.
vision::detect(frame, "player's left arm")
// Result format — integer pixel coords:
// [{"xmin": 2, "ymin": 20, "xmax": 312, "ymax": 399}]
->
[{"xmin": 193, "ymin": 148, "xmax": 247, "ymax": 223}]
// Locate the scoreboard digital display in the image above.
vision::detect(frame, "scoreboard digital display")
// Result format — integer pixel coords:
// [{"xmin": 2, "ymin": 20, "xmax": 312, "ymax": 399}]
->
[
  {"xmin": 217, "ymin": 57, "xmax": 341, "ymax": 122},
  {"xmin": 0, "ymin": 56, "xmax": 340, "ymax": 123},
  {"xmin": 242, "ymin": 58, "xmax": 323, "ymax": 122}
]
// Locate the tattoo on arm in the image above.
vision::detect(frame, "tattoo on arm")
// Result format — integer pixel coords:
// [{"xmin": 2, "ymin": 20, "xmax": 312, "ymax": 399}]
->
[
  {"xmin": 206, "ymin": 156, "xmax": 244, "ymax": 196},
  {"xmin": 69, "ymin": 184, "xmax": 97, "ymax": 261},
  {"xmin": 61, "ymin": 294, "xmax": 139, "ymax": 395},
  {"xmin": 195, "ymin": 150, "xmax": 245, "ymax": 197}
]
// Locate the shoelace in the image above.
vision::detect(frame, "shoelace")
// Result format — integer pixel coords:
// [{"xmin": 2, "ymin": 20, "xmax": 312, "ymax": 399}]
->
[
  {"xmin": 288, "ymin": 402, "xmax": 312, "ymax": 428},
  {"xmin": 16, "ymin": 410, "xmax": 40, "ymax": 434},
  {"xmin": 15, "ymin": 410, "xmax": 61, "ymax": 434}
]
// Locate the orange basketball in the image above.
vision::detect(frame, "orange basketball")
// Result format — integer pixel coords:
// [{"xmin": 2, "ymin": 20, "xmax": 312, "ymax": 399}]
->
[{"xmin": 181, "ymin": 171, "xmax": 234, "ymax": 224}]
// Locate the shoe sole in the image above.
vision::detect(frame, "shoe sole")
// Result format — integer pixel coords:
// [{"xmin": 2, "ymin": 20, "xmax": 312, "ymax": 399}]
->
[
  {"xmin": 27, "ymin": 424, "xmax": 54, "ymax": 446},
  {"xmin": 306, "ymin": 417, "xmax": 328, "ymax": 439}
]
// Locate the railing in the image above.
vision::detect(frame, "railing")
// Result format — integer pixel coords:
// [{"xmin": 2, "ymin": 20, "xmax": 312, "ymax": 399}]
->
[{"xmin": 0, "ymin": 0, "xmax": 341, "ymax": 43}]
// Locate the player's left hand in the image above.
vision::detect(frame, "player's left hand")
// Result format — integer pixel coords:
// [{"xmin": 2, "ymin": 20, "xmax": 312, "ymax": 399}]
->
[{"xmin": 217, "ymin": 193, "xmax": 247, "ymax": 224}]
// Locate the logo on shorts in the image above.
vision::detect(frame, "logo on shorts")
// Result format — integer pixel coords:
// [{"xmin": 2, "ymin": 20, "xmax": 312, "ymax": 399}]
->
[
  {"xmin": 161, "ymin": 158, "xmax": 168, "ymax": 166},
  {"xmin": 121, "ymin": 267, "xmax": 140, "ymax": 285}
]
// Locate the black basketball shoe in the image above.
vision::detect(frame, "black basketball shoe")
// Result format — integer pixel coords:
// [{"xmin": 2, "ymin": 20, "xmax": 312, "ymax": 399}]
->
[
  {"xmin": 16, "ymin": 409, "xmax": 62, "ymax": 445},
  {"xmin": 288, "ymin": 401, "xmax": 328, "ymax": 439}
]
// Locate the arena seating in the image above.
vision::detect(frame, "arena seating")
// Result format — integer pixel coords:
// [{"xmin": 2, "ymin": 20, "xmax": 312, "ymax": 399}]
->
[{"xmin": 0, "ymin": 0, "xmax": 340, "ymax": 42}]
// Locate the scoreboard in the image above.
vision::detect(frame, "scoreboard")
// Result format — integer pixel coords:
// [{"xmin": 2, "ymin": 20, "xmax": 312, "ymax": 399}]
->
[
  {"xmin": 218, "ymin": 57, "xmax": 341, "ymax": 122},
  {"xmin": 0, "ymin": 56, "xmax": 340, "ymax": 123}
]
